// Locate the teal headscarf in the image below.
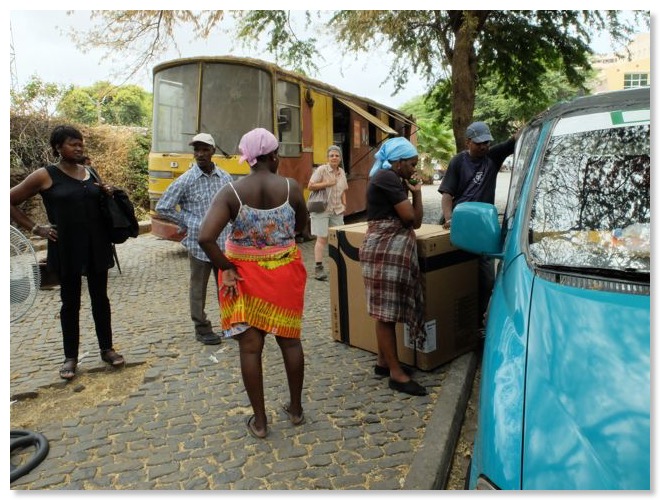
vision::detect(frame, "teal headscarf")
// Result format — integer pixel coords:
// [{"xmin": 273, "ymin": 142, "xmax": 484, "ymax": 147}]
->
[{"xmin": 369, "ymin": 137, "xmax": 419, "ymax": 178}]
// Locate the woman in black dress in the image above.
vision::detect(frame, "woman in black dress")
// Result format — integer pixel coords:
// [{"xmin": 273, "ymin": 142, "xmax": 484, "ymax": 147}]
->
[{"xmin": 10, "ymin": 125, "xmax": 125, "ymax": 380}]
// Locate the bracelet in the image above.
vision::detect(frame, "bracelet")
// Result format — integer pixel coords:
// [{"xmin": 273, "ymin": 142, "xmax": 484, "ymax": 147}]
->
[{"xmin": 31, "ymin": 224, "xmax": 40, "ymax": 235}]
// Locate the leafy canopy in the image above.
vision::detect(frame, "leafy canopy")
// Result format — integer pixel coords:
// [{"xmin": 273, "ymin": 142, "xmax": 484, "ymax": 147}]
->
[{"xmin": 71, "ymin": 10, "xmax": 649, "ymax": 147}]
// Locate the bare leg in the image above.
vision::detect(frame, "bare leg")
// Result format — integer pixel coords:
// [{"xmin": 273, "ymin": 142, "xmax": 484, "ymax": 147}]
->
[
  {"xmin": 276, "ymin": 336, "xmax": 304, "ymax": 418},
  {"xmin": 236, "ymin": 327, "xmax": 267, "ymax": 436},
  {"xmin": 314, "ymin": 236, "xmax": 327, "ymax": 263},
  {"xmin": 375, "ymin": 320, "xmax": 410, "ymax": 383}
]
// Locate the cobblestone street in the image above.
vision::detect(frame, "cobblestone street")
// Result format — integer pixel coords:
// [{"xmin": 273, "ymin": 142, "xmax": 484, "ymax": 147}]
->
[{"xmin": 10, "ymin": 179, "xmax": 510, "ymax": 490}]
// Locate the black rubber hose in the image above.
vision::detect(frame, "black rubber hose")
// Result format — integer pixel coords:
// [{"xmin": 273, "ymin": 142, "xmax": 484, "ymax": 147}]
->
[{"xmin": 10, "ymin": 429, "xmax": 49, "ymax": 483}]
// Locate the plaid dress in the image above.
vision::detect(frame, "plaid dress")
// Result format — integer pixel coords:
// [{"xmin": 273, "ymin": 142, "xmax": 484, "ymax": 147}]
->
[{"xmin": 359, "ymin": 218, "xmax": 426, "ymax": 346}]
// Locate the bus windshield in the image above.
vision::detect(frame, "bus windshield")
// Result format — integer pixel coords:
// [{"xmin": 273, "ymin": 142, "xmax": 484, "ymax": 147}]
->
[{"xmin": 152, "ymin": 62, "xmax": 273, "ymax": 154}]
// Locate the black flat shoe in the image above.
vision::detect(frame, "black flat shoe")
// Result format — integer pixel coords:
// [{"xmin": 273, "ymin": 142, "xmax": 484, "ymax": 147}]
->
[
  {"xmin": 101, "ymin": 349, "xmax": 125, "ymax": 366},
  {"xmin": 388, "ymin": 378, "xmax": 427, "ymax": 396},
  {"xmin": 374, "ymin": 364, "xmax": 413, "ymax": 377},
  {"xmin": 59, "ymin": 358, "xmax": 77, "ymax": 380}
]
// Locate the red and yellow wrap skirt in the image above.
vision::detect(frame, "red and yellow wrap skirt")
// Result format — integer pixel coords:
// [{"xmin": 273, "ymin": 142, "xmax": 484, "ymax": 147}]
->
[{"xmin": 220, "ymin": 240, "xmax": 307, "ymax": 338}]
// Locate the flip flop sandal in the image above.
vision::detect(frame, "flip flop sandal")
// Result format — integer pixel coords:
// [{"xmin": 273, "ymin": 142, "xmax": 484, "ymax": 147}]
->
[
  {"xmin": 59, "ymin": 358, "xmax": 77, "ymax": 380},
  {"xmin": 282, "ymin": 405, "xmax": 305, "ymax": 426},
  {"xmin": 246, "ymin": 415, "xmax": 268, "ymax": 439}
]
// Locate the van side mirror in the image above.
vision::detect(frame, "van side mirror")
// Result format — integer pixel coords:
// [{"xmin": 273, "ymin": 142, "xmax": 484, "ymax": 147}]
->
[{"xmin": 450, "ymin": 202, "xmax": 504, "ymax": 258}]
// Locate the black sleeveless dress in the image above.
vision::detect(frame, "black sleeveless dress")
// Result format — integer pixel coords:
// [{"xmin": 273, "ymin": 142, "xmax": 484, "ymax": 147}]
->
[{"xmin": 40, "ymin": 165, "xmax": 114, "ymax": 277}]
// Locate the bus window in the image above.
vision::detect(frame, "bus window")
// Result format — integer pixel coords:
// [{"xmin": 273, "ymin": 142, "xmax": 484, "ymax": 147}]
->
[
  {"xmin": 201, "ymin": 63, "xmax": 272, "ymax": 155},
  {"xmin": 152, "ymin": 63, "xmax": 199, "ymax": 152},
  {"xmin": 277, "ymin": 80, "xmax": 301, "ymax": 157}
]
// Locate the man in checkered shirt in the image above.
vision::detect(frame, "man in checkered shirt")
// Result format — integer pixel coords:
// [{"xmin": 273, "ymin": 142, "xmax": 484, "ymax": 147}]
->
[{"xmin": 156, "ymin": 133, "xmax": 233, "ymax": 345}]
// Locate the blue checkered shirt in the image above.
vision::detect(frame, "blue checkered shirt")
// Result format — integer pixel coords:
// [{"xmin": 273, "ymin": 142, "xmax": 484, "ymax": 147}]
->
[{"xmin": 155, "ymin": 163, "xmax": 233, "ymax": 261}]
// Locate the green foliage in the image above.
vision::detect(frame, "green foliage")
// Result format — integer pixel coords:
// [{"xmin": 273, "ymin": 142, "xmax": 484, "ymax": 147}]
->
[
  {"xmin": 474, "ymin": 69, "xmax": 591, "ymax": 140},
  {"xmin": 57, "ymin": 82, "xmax": 152, "ymax": 126},
  {"xmin": 232, "ymin": 10, "xmax": 321, "ymax": 75},
  {"xmin": 415, "ymin": 119, "xmax": 455, "ymax": 165},
  {"xmin": 399, "ymin": 95, "xmax": 441, "ymax": 123},
  {"xmin": 57, "ymin": 87, "xmax": 100, "ymax": 124},
  {"xmin": 399, "ymin": 95, "xmax": 455, "ymax": 166},
  {"xmin": 10, "ymin": 75, "xmax": 70, "ymax": 118}
]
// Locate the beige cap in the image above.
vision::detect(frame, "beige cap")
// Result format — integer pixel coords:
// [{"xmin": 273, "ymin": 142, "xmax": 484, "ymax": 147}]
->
[{"xmin": 188, "ymin": 133, "xmax": 216, "ymax": 148}]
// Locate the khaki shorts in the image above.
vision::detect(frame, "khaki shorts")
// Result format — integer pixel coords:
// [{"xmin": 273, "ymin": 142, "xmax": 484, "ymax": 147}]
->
[{"xmin": 310, "ymin": 212, "xmax": 344, "ymax": 238}]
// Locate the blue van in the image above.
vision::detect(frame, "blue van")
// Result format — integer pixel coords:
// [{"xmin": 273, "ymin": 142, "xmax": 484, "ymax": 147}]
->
[{"xmin": 451, "ymin": 87, "xmax": 650, "ymax": 490}]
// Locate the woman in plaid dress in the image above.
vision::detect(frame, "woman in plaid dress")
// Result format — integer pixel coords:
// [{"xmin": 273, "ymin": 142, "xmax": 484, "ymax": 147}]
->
[{"xmin": 359, "ymin": 137, "xmax": 427, "ymax": 396}]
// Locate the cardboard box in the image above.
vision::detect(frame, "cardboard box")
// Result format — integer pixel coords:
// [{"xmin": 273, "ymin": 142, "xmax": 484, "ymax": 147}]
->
[{"xmin": 328, "ymin": 222, "xmax": 479, "ymax": 371}]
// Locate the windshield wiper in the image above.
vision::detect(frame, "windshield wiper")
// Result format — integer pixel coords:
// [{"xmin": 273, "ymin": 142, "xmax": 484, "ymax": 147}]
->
[{"xmin": 536, "ymin": 263, "xmax": 649, "ymax": 283}]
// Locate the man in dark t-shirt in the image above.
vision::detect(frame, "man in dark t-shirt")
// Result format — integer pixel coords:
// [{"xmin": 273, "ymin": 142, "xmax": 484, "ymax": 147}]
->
[{"xmin": 438, "ymin": 121, "xmax": 516, "ymax": 324}]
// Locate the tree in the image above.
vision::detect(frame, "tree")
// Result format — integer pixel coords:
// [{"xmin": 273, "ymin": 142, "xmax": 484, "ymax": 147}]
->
[
  {"xmin": 10, "ymin": 75, "xmax": 69, "ymax": 118},
  {"xmin": 329, "ymin": 10, "xmax": 648, "ymax": 149},
  {"xmin": 472, "ymin": 69, "xmax": 591, "ymax": 141},
  {"xmin": 399, "ymin": 96, "xmax": 454, "ymax": 165},
  {"xmin": 57, "ymin": 82, "xmax": 152, "ymax": 126},
  {"xmin": 73, "ymin": 10, "xmax": 649, "ymax": 149}
]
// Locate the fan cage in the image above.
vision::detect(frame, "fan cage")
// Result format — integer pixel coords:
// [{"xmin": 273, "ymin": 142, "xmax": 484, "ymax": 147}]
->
[{"xmin": 10, "ymin": 226, "xmax": 40, "ymax": 323}]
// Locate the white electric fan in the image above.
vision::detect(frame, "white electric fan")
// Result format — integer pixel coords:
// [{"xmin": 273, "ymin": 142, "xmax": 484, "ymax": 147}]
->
[
  {"xmin": 10, "ymin": 225, "xmax": 40, "ymax": 321},
  {"xmin": 10, "ymin": 225, "xmax": 49, "ymax": 482}
]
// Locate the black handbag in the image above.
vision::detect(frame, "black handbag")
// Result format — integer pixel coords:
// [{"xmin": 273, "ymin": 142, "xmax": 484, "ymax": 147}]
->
[
  {"xmin": 87, "ymin": 168, "xmax": 139, "ymax": 244},
  {"xmin": 306, "ymin": 188, "xmax": 328, "ymax": 213}
]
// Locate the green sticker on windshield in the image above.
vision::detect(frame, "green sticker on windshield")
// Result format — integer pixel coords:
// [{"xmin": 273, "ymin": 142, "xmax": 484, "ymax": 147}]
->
[{"xmin": 611, "ymin": 110, "xmax": 650, "ymax": 125}]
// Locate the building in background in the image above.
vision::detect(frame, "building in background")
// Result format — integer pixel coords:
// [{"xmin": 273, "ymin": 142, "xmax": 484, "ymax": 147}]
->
[{"xmin": 590, "ymin": 32, "xmax": 650, "ymax": 93}]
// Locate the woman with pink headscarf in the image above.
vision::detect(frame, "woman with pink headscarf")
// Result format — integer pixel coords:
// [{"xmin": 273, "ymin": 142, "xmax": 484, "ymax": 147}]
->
[{"xmin": 199, "ymin": 128, "xmax": 308, "ymax": 439}]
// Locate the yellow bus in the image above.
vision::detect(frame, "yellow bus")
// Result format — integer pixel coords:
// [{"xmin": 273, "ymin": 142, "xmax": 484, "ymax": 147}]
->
[{"xmin": 149, "ymin": 56, "xmax": 417, "ymax": 240}]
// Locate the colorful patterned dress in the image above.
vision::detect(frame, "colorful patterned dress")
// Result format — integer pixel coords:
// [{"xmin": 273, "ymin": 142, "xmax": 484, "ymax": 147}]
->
[{"xmin": 220, "ymin": 180, "xmax": 307, "ymax": 338}]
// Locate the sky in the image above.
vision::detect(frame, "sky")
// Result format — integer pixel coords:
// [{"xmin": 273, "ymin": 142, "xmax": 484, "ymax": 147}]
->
[
  {"xmin": 9, "ymin": 9, "xmax": 429, "ymax": 109},
  {"xmin": 7, "ymin": 8, "xmax": 652, "ymax": 111}
]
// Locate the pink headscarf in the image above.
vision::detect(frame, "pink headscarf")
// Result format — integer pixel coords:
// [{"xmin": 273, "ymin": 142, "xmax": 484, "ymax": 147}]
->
[{"xmin": 238, "ymin": 128, "xmax": 279, "ymax": 166}]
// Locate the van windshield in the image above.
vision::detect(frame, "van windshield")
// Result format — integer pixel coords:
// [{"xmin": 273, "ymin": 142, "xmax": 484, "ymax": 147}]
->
[{"xmin": 528, "ymin": 112, "xmax": 650, "ymax": 274}]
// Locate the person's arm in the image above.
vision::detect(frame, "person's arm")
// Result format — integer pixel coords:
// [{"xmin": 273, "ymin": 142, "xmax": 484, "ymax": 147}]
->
[
  {"xmin": 394, "ymin": 179, "xmax": 423, "ymax": 229},
  {"xmin": 488, "ymin": 137, "xmax": 516, "ymax": 168},
  {"xmin": 199, "ymin": 186, "xmax": 241, "ymax": 296},
  {"xmin": 340, "ymin": 170, "xmax": 348, "ymax": 207},
  {"xmin": 155, "ymin": 178, "xmax": 185, "ymax": 227},
  {"xmin": 441, "ymin": 192, "xmax": 454, "ymax": 229},
  {"xmin": 10, "ymin": 168, "xmax": 57, "ymax": 241},
  {"xmin": 308, "ymin": 166, "xmax": 336, "ymax": 191}
]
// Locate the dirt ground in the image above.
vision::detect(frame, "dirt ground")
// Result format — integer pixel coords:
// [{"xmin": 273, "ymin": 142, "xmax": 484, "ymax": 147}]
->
[
  {"xmin": 445, "ymin": 364, "xmax": 480, "ymax": 490},
  {"xmin": 10, "ymin": 363, "xmax": 148, "ymax": 431}
]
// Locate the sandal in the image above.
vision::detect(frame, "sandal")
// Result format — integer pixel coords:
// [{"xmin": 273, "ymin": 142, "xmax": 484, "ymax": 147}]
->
[
  {"xmin": 282, "ymin": 404, "xmax": 305, "ymax": 426},
  {"xmin": 59, "ymin": 358, "xmax": 77, "ymax": 380},
  {"xmin": 101, "ymin": 349, "xmax": 125, "ymax": 366},
  {"xmin": 246, "ymin": 415, "xmax": 268, "ymax": 439}
]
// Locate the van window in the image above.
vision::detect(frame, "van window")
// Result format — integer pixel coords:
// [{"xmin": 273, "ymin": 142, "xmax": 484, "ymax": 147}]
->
[
  {"xmin": 528, "ymin": 114, "xmax": 650, "ymax": 273},
  {"xmin": 504, "ymin": 125, "xmax": 541, "ymax": 230}
]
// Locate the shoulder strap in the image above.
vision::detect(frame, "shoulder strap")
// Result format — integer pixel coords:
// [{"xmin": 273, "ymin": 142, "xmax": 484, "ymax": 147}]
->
[
  {"xmin": 285, "ymin": 178, "xmax": 290, "ymax": 203},
  {"xmin": 228, "ymin": 183, "xmax": 242, "ymax": 206},
  {"xmin": 86, "ymin": 166, "xmax": 102, "ymax": 184}
]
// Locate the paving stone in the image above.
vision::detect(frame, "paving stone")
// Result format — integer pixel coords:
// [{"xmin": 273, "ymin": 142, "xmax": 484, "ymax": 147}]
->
[{"xmin": 10, "ymin": 185, "xmax": 482, "ymax": 490}]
